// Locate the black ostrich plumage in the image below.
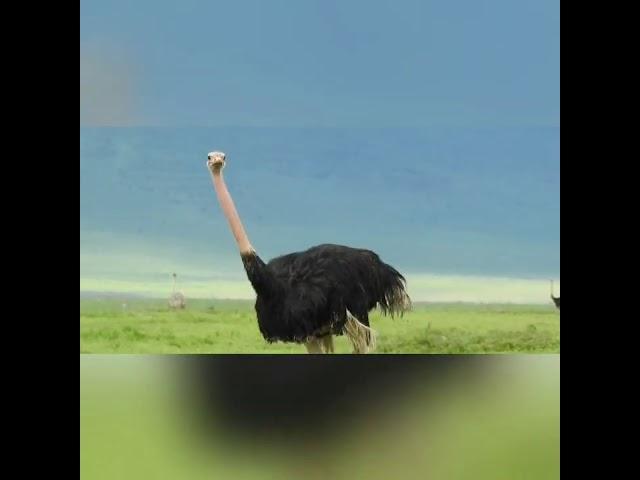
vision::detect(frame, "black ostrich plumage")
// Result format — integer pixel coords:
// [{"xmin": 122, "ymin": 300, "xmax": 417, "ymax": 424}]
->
[{"xmin": 240, "ymin": 244, "xmax": 411, "ymax": 343}]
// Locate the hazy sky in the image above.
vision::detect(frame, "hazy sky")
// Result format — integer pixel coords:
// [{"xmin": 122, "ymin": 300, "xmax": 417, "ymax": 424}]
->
[
  {"xmin": 80, "ymin": 1, "xmax": 560, "ymax": 302},
  {"xmin": 80, "ymin": 0, "xmax": 559, "ymax": 128}
]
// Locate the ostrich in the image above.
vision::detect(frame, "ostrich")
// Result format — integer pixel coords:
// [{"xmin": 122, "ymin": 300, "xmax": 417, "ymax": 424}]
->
[
  {"xmin": 206, "ymin": 151, "xmax": 411, "ymax": 354},
  {"xmin": 550, "ymin": 280, "xmax": 560, "ymax": 310},
  {"xmin": 168, "ymin": 272, "xmax": 186, "ymax": 309}
]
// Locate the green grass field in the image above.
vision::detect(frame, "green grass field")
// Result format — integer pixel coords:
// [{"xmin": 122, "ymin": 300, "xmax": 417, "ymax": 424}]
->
[{"xmin": 80, "ymin": 298, "xmax": 560, "ymax": 353}]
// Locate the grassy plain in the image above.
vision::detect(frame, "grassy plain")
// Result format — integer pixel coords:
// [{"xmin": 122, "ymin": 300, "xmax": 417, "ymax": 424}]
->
[{"xmin": 80, "ymin": 298, "xmax": 560, "ymax": 353}]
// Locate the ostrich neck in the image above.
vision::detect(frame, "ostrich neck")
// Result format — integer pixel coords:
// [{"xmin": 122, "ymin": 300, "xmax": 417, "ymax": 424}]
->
[
  {"xmin": 210, "ymin": 169, "xmax": 280, "ymax": 298},
  {"xmin": 211, "ymin": 170, "xmax": 254, "ymax": 255}
]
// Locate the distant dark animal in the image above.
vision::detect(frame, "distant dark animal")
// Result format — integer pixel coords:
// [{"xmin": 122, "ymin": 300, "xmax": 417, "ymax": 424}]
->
[
  {"xmin": 206, "ymin": 151, "xmax": 411, "ymax": 353},
  {"xmin": 550, "ymin": 280, "xmax": 560, "ymax": 310}
]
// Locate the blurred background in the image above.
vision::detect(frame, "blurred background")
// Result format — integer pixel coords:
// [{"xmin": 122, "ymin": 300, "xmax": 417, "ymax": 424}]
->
[
  {"xmin": 80, "ymin": 127, "xmax": 559, "ymax": 303},
  {"xmin": 80, "ymin": 355, "xmax": 559, "ymax": 479}
]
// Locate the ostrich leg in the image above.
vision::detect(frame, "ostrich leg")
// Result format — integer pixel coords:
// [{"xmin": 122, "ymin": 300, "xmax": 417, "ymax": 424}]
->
[
  {"xmin": 305, "ymin": 338, "xmax": 325, "ymax": 354},
  {"xmin": 321, "ymin": 334, "xmax": 334, "ymax": 353}
]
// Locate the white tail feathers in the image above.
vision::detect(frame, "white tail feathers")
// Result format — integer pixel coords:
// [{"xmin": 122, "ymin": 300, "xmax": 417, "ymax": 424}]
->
[{"xmin": 345, "ymin": 310, "xmax": 377, "ymax": 354}]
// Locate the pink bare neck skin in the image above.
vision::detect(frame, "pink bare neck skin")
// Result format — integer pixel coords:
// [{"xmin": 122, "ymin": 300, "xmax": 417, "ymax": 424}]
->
[{"xmin": 210, "ymin": 168, "xmax": 254, "ymax": 255}]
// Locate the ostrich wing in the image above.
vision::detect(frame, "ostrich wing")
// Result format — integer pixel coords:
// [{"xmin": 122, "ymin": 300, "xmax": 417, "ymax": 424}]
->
[{"xmin": 267, "ymin": 244, "xmax": 410, "ymax": 317}]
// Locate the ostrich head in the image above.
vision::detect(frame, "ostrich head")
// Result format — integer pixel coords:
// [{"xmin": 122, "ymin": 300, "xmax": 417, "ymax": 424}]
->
[{"xmin": 207, "ymin": 151, "xmax": 226, "ymax": 172}]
